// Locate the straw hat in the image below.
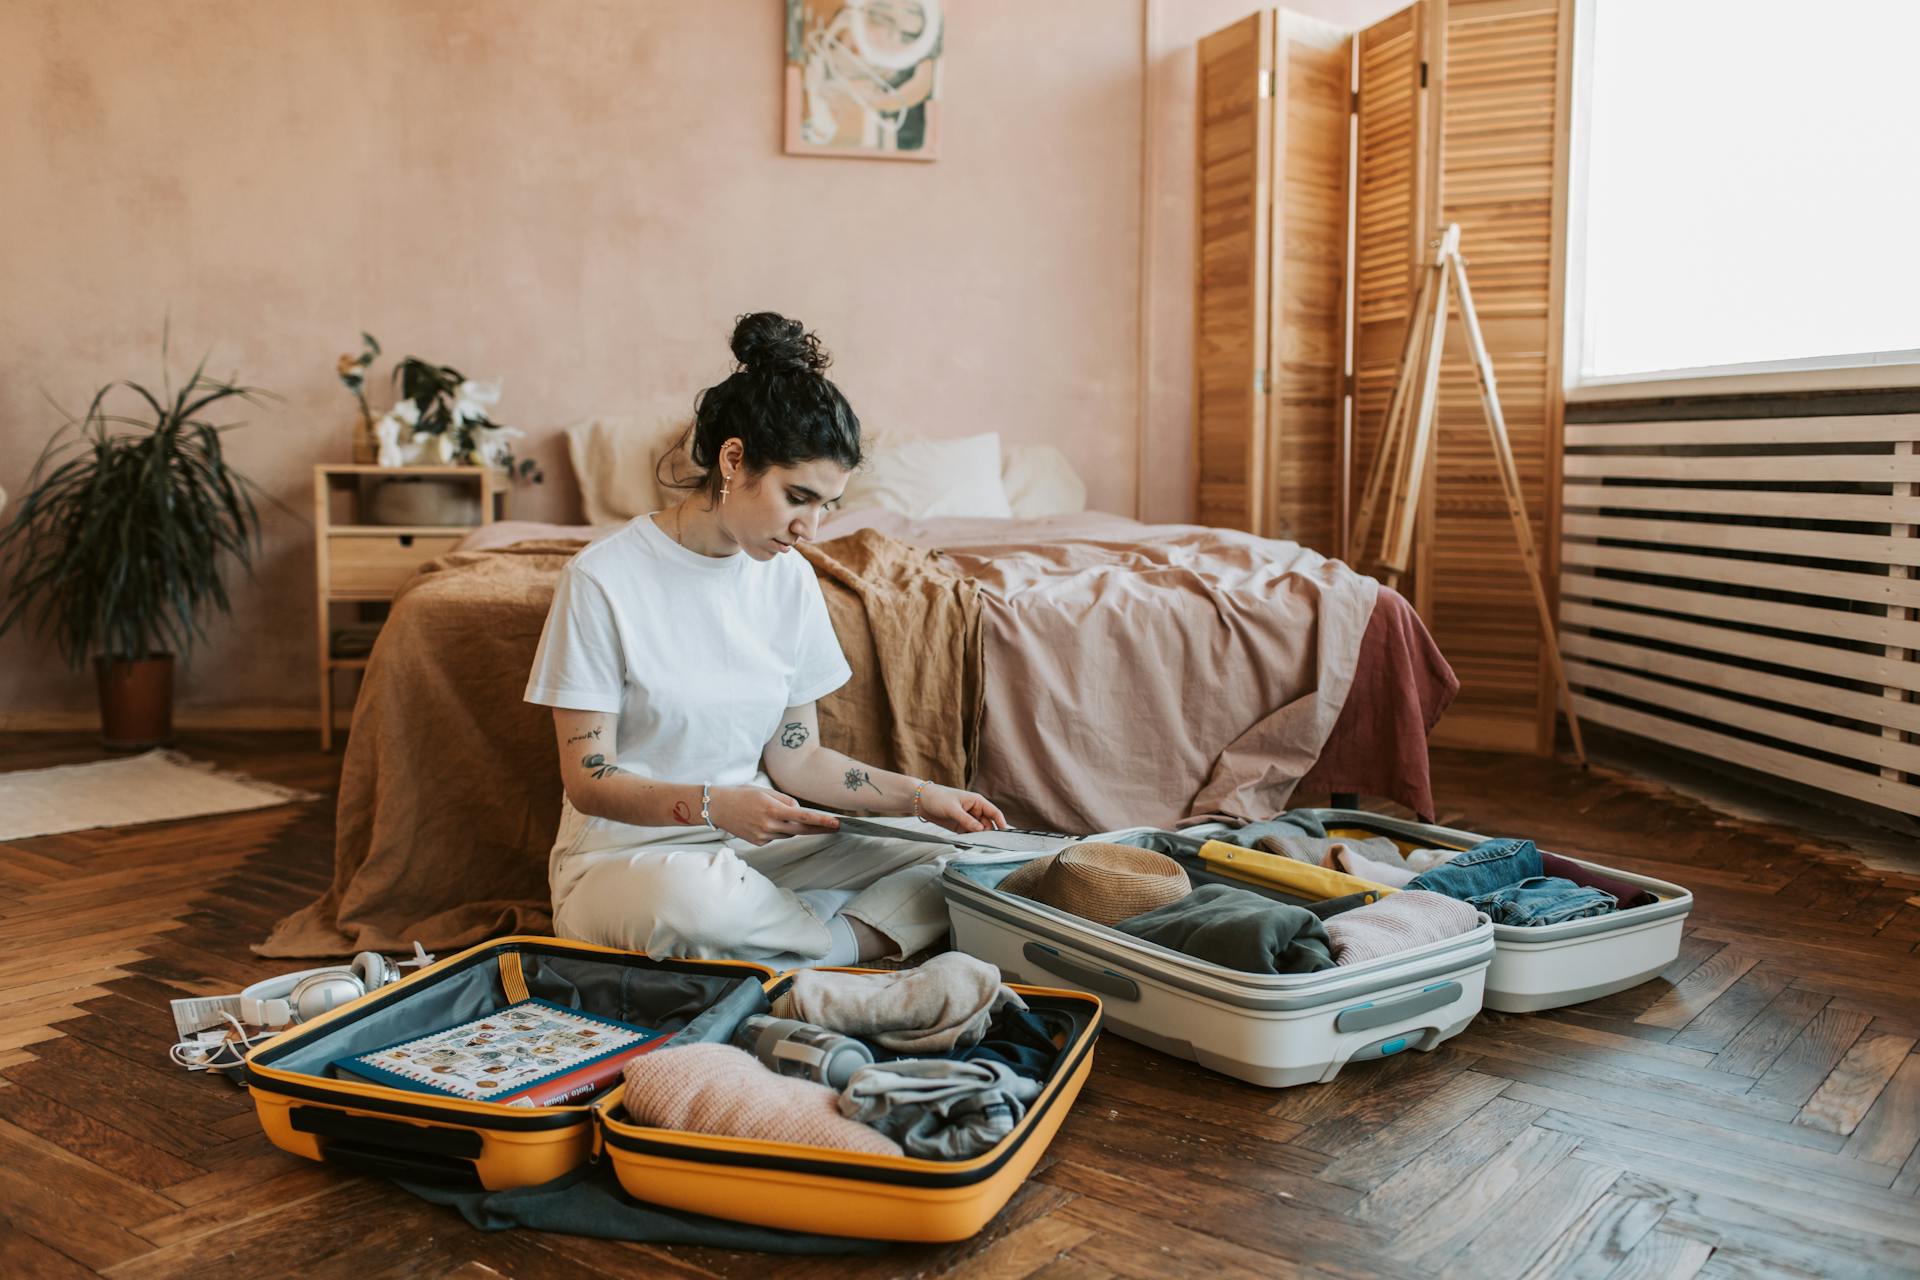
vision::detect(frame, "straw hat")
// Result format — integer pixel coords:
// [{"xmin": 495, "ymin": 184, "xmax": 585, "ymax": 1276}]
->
[{"xmin": 997, "ymin": 843, "xmax": 1192, "ymax": 926}]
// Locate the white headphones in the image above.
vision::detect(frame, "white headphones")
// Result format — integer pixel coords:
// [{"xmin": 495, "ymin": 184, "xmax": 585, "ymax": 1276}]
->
[{"xmin": 239, "ymin": 951, "xmax": 403, "ymax": 1029}]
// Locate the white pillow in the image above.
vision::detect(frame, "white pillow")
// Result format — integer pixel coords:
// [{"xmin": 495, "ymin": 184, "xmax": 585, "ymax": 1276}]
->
[
  {"xmin": 1001, "ymin": 444, "xmax": 1087, "ymax": 519},
  {"xmin": 563, "ymin": 407, "xmax": 696, "ymax": 524},
  {"xmin": 840, "ymin": 432, "xmax": 1012, "ymax": 519}
]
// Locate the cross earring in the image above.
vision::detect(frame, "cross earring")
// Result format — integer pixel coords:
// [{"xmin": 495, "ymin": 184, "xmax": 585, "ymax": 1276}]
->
[{"xmin": 721, "ymin": 472, "xmax": 731, "ymax": 501}]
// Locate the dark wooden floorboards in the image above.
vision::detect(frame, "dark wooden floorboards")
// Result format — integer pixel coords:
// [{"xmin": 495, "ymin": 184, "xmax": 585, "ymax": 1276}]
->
[{"xmin": 2, "ymin": 732, "xmax": 1918, "ymax": 1278}]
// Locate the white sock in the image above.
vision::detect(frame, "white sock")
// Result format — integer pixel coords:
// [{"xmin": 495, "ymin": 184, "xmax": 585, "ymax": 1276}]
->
[
  {"xmin": 797, "ymin": 888, "xmax": 859, "ymax": 919},
  {"xmin": 819, "ymin": 915, "xmax": 861, "ymax": 968}
]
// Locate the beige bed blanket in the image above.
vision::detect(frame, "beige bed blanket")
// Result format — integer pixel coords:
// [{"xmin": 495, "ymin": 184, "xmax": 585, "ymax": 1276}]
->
[
  {"xmin": 258, "ymin": 530, "xmax": 981, "ymax": 957},
  {"xmin": 821, "ymin": 512, "xmax": 1380, "ymax": 832}
]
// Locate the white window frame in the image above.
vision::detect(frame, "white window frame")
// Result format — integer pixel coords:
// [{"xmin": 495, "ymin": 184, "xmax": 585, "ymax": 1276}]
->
[{"xmin": 1561, "ymin": 0, "xmax": 1920, "ymax": 403}]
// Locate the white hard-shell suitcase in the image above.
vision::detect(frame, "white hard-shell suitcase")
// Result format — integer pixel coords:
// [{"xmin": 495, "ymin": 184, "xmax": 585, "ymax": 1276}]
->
[
  {"xmin": 941, "ymin": 830, "xmax": 1494, "ymax": 1089},
  {"xmin": 1290, "ymin": 809, "xmax": 1694, "ymax": 1014}
]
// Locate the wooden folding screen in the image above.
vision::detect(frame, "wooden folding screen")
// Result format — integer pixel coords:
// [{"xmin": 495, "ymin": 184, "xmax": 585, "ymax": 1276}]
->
[
  {"xmin": 1420, "ymin": 0, "xmax": 1573, "ymax": 753},
  {"xmin": 1194, "ymin": 11, "xmax": 1350, "ymax": 553},
  {"xmin": 1198, "ymin": 0, "xmax": 1572, "ymax": 754},
  {"xmin": 1349, "ymin": 2, "xmax": 1436, "ymax": 573},
  {"xmin": 1195, "ymin": 12, "xmax": 1274, "ymax": 537}
]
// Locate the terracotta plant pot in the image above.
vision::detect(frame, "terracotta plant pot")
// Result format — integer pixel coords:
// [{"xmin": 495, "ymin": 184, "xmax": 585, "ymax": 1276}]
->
[{"xmin": 95, "ymin": 653, "xmax": 174, "ymax": 750}]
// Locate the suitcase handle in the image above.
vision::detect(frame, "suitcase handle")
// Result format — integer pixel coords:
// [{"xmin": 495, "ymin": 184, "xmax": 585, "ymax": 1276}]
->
[
  {"xmin": 317, "ymin": 1139, "xmax": 484, "ymax": 1187},
  {"xmin": 1022, "ymin": 942, "xmax": 1141, "ymax": 1002},
  {"xmin": 290, "ymin": 1105, "xmax": 484, "ymax": 1158},
  {"xmin": 1334, "ymin": 981, "xmax": 1463, "ymax": 1034}
]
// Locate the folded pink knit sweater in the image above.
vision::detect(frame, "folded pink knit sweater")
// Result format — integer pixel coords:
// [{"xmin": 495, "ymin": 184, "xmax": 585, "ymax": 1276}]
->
[
  {"xmin": 621, "ymin": 1043, "xmax": 902, "ymax": 1156},
  {"xmin": 1323, "ymin": 890, "xmax": 1479, "ymax": 965}
]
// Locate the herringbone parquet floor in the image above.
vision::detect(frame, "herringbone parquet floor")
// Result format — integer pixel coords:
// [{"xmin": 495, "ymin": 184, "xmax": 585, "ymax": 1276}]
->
[{"xmin": 2, "ymin": 730, "xmax": 1919, "ymax": 1279}]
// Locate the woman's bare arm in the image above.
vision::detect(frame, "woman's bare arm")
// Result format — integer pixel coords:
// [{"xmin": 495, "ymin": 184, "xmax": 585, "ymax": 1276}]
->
[
  {"xmin": 551, "ymin": 707, "xmax": 705, "ymax": 827},
  {"xmin": 758, "ymin": 702, "xmax": 927, "ymax": 815}
]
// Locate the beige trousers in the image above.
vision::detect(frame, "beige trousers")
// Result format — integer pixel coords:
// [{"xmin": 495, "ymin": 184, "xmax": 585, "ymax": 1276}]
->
[{"xmin": 549, "ymin": 803, "xmax": 957, "ymax": 964}]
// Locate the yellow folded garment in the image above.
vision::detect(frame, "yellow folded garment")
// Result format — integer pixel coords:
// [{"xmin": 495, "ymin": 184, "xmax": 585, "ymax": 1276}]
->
[{"xmin": 1197, "ymin": 840, "xmax": 1398, "ymax": 899}]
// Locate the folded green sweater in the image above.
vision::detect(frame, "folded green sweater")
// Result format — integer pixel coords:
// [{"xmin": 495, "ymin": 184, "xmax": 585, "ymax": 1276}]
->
[{"xmin": 1114, "ymin": 885, "xmax": 1335, "ymax": 974}]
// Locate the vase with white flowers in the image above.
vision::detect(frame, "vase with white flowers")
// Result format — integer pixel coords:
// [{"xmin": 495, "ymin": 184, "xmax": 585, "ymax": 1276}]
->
[{"xmin": 336, "ymin": 334, "xmax": 542, "ymax": 525}]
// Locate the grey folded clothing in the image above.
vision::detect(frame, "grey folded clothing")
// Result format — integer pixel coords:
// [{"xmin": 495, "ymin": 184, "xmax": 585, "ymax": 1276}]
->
[
  {"xmin": 1323, "ymin": 890, "xmax": 1480, "ymax": 965},
  {"xmin": 1113, "ymin": 884, "xmax": 1334, "ymax": 974},
  {"xmin": 1251, "ymin": 831, "xmax": 1407, "ymax": 868},
  {"xmin": 771, "ymin": 952, "xmax": 1026, "ymax": 1054},
  {"xmin": 1120, "ymin": 812, "xmax": 1351, "ymax": 860},
  {"xmin": 839, "ymin": 1058, "xmax": 1042, "ymax": 1160}
]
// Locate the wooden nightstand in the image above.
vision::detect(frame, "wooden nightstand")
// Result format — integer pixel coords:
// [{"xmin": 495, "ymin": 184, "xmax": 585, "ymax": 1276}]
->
[{"xmin": 313, "ymin": 464, "xmax": 511, "ymax": 749}]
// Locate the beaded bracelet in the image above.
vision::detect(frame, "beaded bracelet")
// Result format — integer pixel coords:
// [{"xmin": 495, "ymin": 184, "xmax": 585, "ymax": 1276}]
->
[
  {"xmin": 700, "ymin": 782, "xmax": 716, "ymax": 829},
  {"xmin": 911, "ymin": 778, "xmax": 931, "ymax": 822}
]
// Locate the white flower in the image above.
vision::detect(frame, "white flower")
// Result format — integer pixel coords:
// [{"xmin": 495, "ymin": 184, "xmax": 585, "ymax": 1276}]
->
[
  {"xmin": 390, "ymin": 398, "xmax": 422, "ymax": 427},
  {"xmin": 453, "ymin": 380, "xmax": 501, "ymax": 423},
  {"xmin": 433, "ymin": 431, "xmax": 459, "ymax": 464},
  {"xmin": 374, "ymin": 413, "xmax": 406, "ymax": 467},
  {"xmin": 473, "ymin": 424, "xmax": 521, "ymax": 467}
]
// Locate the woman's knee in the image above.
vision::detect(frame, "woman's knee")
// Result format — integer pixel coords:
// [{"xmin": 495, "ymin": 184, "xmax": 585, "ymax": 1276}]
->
[{"xmin": 557, "ymin": 847, "xmax": 765, "ymax": 957}]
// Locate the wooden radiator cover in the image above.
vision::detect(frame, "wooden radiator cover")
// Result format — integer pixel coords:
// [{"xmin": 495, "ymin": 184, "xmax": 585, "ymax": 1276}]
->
[{"xmin": 1559, "ymin": 413, "xmax": 1920, "ymax": 816}]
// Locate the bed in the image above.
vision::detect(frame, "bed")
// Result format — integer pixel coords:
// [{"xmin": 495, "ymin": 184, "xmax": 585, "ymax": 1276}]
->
[{"xmin": 258, "ymin": 428, "xmax": 1455, "ymax": 958}]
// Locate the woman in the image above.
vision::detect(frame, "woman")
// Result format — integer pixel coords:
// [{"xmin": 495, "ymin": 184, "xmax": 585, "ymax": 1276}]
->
[{"xmin": 524, "ymin": 312, "xmax": 1006, "ymax": 967}]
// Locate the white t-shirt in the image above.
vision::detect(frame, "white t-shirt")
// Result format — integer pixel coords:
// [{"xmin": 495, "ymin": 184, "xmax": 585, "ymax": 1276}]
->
[{"xmin": 523, "ymin": 514, "xmax": 852, "ymax": 807}]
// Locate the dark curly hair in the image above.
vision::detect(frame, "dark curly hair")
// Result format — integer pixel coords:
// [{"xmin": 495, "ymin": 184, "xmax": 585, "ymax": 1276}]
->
[{"xmin": 658, "ymin": 312, "xmax": 863, "ymax": 503}]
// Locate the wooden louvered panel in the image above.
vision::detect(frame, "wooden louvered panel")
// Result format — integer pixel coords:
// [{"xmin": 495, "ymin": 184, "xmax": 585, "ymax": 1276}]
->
[
  {"xmin": 1194, "ymin": 12, "xmax": 1273, "ymax": 533},
  {"xmin": 1350, "ymin": 3, "xmax": 1431, "ymax": 567},
  {"xmin": 1560, "ymin": 413, "xmax": 1920, "ymax": 818},
  {"xmin": 1263, "ymin": 13, "xmax": 1351, "ymax": 550},
  {"xmin": 1426, "ymin": 0, "xmax": 1568, "ymax": 753}
]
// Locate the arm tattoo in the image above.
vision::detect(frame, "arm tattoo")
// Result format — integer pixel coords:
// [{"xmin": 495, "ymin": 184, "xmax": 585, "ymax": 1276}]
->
[
  {"xmin": 565, "ymin": 727, "xmax": 602, "ymax": 745},
  {"xmin": 779, "ymin": 722, "xmax": 809, "ymax": 749},
  {"xmin": 671, "ymin": 799, "xmax": 693, "ymax": 824},
  {"xmin": 581, "ymin": 753, "xmax": 622, "ymax": 780},
  {"xmin": 843, "ymin": 768, "xmax": 881, "ymax": 795}
]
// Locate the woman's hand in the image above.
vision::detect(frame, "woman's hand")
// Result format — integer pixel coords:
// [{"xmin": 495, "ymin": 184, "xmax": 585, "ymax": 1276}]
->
[
  {"xmin": 916, "ymin": 784, "xmax": 1007, "ymax": 835},
  {"xmin": 708, "ymin": 786, "xmax": 842, "ymax": 845}
]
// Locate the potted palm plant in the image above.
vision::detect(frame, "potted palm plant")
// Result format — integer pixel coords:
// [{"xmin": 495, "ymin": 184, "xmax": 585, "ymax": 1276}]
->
[{"xmin": 0, "ymin": 343, "xmax": 278, "ymax": 748}]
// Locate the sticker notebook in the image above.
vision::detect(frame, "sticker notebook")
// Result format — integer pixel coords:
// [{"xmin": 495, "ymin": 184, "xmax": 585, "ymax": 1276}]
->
[{"xmin": 333, "ymin": 998, "xmax": 673, "ymax": 1108}]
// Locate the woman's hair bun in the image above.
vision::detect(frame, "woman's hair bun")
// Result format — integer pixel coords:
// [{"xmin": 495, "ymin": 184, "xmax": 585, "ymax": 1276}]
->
[{"xmin": 731, "ymin": 311, "xmax": 830, "ymax": 375}]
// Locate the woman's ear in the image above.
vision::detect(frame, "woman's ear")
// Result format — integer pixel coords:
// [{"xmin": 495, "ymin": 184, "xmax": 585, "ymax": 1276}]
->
[{"xmin": 720, "ymin": 437, "xmax": 745, "ymax": 475}]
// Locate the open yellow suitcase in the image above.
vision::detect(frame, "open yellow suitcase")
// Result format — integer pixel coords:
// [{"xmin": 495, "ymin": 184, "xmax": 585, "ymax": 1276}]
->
[
  {"xmin": 244, "ymin": 936, "xmax": 1102, "ymax": 1242},
  {"xmin": 243, "ymin": 935, "xmax": 776, "ymax": 1189},
  {"xmin": 597, "ymin": 967, "xmax": 1102, "ymax": 1242}
]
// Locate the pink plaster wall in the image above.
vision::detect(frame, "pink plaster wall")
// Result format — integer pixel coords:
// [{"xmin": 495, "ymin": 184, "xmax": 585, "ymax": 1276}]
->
[
  {"xmin": 1, "ymin": 0, "xmax": 1402, "ymax": 721},
  {"xmin": 0, "ymin": 0, "xmax": 1145, "ymax": 718}
]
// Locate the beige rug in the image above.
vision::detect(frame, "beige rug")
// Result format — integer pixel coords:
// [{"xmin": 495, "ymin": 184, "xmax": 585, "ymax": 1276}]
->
[{"xmin": 0, "ymin": 749, "xmax": 319, "ymax": 841}]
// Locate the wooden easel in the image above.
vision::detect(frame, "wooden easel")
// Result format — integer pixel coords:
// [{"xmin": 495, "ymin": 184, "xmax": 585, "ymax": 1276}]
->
[{"xmin": 1349, "ymin": 224, "xmax": 1588, "ymax": 766}]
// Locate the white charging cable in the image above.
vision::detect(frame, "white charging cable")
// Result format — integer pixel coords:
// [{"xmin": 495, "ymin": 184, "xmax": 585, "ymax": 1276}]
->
[
  {"xmin": 169, "ymin": 1011, "xmax": 273, "ymax": 1072},
  {"xmin": 167, "ymin": 944, "xmax": 434, "ymax": 1074}
]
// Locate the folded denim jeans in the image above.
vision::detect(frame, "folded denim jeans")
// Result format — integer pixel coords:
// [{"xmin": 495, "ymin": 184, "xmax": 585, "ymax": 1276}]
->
[
  {"xmin": 1468, "ymin": 876, "xmax": 1616, "ymax": 927},
  {"xmin": 1406, "ymin": 837, "xmax": 1542, "ymax": 900}
]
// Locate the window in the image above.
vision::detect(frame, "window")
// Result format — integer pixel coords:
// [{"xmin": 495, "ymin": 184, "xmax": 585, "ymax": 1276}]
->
[{"xmin": 1574, "ymin": 0, "xmax": 1920, "ymax": 385}]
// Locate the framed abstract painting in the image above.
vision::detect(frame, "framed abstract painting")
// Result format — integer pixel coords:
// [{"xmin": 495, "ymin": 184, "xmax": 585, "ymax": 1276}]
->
[{"xmin": 784, "ymin": 0, "xmax": 943, "ymax": 161}]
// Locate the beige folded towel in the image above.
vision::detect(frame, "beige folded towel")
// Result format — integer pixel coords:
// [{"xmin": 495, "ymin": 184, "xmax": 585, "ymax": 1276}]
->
[
  {"xmin": 771, "ymin": 952, "xmax": 1024, "ymax": 1053},
  {"xmin": 621, "ymin": 1043, "xmax": 902, "ymax": 1156},
  {"xmin": 1323, "ymin": 890, "xmax": 1479, "ymax": 966}
]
